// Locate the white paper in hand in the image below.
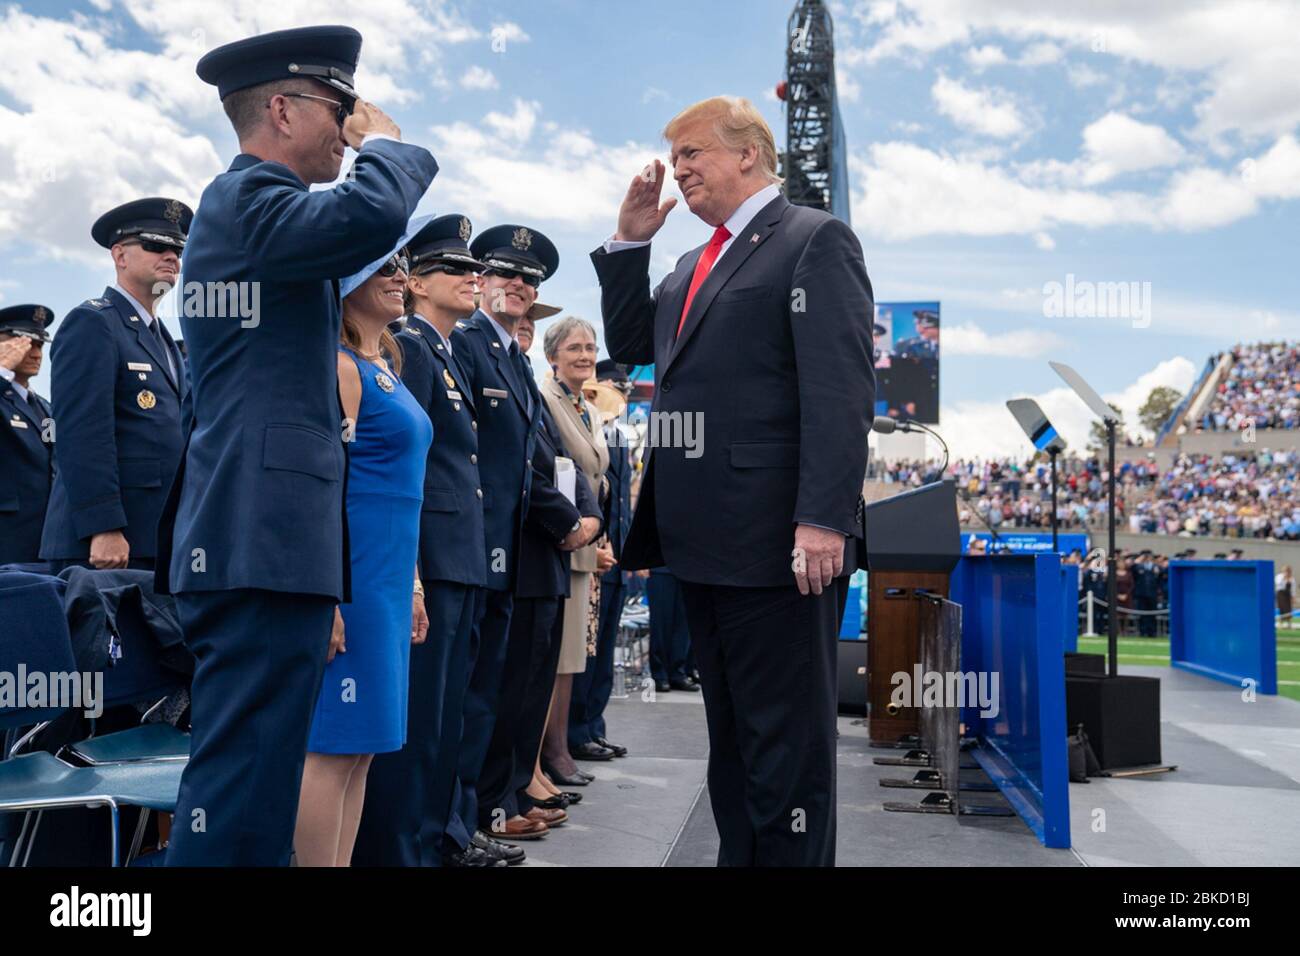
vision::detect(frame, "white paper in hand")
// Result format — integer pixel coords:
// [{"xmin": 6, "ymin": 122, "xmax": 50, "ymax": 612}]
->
[{"xmin": 555, "ymin": 456, "xmax": 577, "ymax": 505}]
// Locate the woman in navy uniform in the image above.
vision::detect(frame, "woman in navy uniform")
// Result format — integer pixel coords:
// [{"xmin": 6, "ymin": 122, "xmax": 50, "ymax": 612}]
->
[
  {"xmin": 295, "ymin": 242, "xmax": 432, "ymax": 866},
  {"xmin": 40, "ymin": 198, "xmax": 191, "ymax": 572},
  {"xmin": 0, "ymin": 306, "xmax": 55, "ymax": 568}
]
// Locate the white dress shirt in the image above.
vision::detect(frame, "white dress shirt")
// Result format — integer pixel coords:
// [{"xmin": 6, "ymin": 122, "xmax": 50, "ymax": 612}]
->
[{"xmin": 411, "ymin": 312, "xmax": 453, "ymax": 356}]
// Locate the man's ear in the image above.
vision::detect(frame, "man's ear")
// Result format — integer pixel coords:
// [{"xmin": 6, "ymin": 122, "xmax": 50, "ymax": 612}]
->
[{"xmin": 738, "ymin": 143, "xmax": 758, "ymax": 173}]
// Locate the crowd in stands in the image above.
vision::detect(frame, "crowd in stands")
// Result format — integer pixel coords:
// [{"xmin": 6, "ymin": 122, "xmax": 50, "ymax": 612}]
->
[
  {"xmin": 873, "ymin": 448, "xmax": 1300, "ymax": 541},
  {"xmin": 1197, "ymin": 342, "xmax": 1300, "ymax": 432}
]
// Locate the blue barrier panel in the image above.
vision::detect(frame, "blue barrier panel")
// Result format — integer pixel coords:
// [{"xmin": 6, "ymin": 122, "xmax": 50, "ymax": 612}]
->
[
  {"xmin": 839, "ymin": 584, "xmax": 863, "ymax": 638},
  {"xmin": 951, "ymin": 554, "xmax": 1071, "ymax": 849},
  {"xmin": 1061, "ymin": 563, "xmax": 1079, "ymax": 652},
  {"xmin": 1169, "ymin": 560, "xmax": 1276, "ymax": 694}
]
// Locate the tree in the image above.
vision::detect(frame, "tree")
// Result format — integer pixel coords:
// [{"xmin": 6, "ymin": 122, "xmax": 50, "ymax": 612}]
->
[
  {"xmin": 1088, "ymin": 403, "xmax": 1126, "ymax": 453},
  {"xmin": 1138, "ymin": 385, "xmax": 1184, "ymax": 435}
]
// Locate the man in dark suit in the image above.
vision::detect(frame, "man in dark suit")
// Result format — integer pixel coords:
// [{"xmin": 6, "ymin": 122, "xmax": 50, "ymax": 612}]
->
[
  {"xmin": 39, "ymin": 199, "xmax": 191, "ymax": 573},
  {"xmin": 155, "ymin": 26, "xmax": 437, "ymax": 866},
  {"xmin": 569, "ymin": 362, "xmax": 636, "ymax": 758},
  {"xmin": 450, "ymin": 224, "xmax": 599, "ymax": 843},
  {"xmin": 0, "ymin": 306, "xmax": 55, "ymax": 568},
  {"xmin": 590, "ymin": 96, "xmax": 874, "ymax": 866}
]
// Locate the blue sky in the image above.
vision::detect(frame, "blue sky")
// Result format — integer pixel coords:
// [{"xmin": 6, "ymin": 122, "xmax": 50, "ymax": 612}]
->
[{"xmin": 2, "ymin": 0, "xmax": 1296, "ymax": 456}]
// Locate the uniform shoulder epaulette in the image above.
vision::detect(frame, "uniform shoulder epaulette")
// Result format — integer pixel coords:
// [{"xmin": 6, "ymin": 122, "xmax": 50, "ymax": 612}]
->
[
  {"xmin": 455, "ymin": 320, "xmax": 469, "ymax": 330},
  {"xmin": 82, "ymin": 297, "xmax": 112, "ymax": 310}
]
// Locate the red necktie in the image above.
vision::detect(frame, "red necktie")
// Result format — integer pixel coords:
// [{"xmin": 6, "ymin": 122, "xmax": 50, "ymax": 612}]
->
[{"xmin": 677, "ymin": 224, "xmax": 731, "ymax": 337}]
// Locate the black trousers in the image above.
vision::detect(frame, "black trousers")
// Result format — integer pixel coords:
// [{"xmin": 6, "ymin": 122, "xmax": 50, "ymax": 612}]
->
[
  {"xmin": 477, "ymin": 595, "xmax": 560, "ymax": 826},
  {"xmin": 352, "ymin": 582, "xmax": 480, "ymax": 866},
  {"xmin": 679, "ymin": 576, "xmax": 847, "ymax": 867},
  {"xmin": 449, "ymin": 588, "xmax": 511, "ymax": 848},
  {"xmin": 648, "ymin": 569, "xmax": 691, "ymax": 683}
]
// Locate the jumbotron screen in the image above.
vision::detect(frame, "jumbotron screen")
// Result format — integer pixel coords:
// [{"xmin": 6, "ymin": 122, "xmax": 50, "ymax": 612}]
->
[{"xmin": 873, "ymin": 301, "xmax": 939, "ymax": 424}]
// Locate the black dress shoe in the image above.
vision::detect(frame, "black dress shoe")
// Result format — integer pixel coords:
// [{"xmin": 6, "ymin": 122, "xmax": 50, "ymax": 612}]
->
[
  {"xmin": 532, "ymin": 793, "xmax": 572, "ymax": 810},
  {"xmin": 444, "ymin": 844, "xmax": 507, "ymax": 867},
  {"xmin": 560, "ymin": 790, "xmax": 583, "ymax": 804},
  {"xmin": 574, "ymin": 768, "xmax": 595, "ymax": 783},
  {"xmin": 543, "ymin": 763, "xmax": 592, "ymax": 786},
  {"xmin": 654, "ymin": 679, "xmax": 672, "ymax": 693},
  {"xmin": 593, "ymin": 736, "xmax": 628, "ymax": 757},
  {"xmin": 570, "ymin": 741, "xmax": 616, "ymax": 761},
  {"xmin": 472, "ymin": 830, "xmax": 526, "ymax": 866},
  {"xmin": 669, "ymin": 676, "xmax": 701, "ymax": 692}
]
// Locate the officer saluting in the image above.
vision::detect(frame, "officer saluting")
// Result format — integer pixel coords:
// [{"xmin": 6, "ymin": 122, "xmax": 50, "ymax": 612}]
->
[
  {"xmin": 39, "ymin": 198, "xmax": 191, "ymax": 572},
  {"xmin": 0, "ymin": 306, "xmax": 55, "ymax": 568},
  {"xmin": 157, "ymin": 25, "xmax": 438, "ymax": 866}
]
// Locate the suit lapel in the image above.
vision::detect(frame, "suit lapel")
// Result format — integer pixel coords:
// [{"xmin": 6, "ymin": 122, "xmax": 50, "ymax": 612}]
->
[
  {"xmin": 666, "ymin": 195, "xmax": 788, "ymax": 371},
  {"xmin": 108, "ymin": 287, "xmax": 179, "ymax": 395},
  {"xmin": 476, "ymin": 312, "xmax": 533, "ymax": 420},
  {"xmin": 3, "ymin": 384, "xmax": 43, "ymax": 431},
  {"xmin": 656, "ymin": 247, "xmax": 702, "ymax": 368}
]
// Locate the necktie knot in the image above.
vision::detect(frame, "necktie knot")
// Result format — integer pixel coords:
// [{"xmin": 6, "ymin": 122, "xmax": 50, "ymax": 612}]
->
[{"xmin": 710, "ymin": 225, "xmax": 731, "ymax": 247}]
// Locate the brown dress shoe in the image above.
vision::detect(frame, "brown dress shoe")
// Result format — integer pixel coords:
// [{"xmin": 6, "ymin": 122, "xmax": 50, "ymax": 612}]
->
[
  {"xmin": 496, "ymin": 815, "xmax": 548, "ymax": 840},
  {"xmin": 524, "ymin": 806, "xmax": 568, "ymax": 828}
]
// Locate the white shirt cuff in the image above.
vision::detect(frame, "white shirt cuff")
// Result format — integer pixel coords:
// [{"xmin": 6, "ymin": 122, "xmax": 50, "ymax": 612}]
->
[
  {"xmin": 360, "ymin": 133, "xmax": 401, "ymax": 147},
  {"xmin": 0, "ymin": 366, "xmax": 14, "ymax": 383},
  {"xmin": 603, "ymin": 235, "xmax": 651, "ymax": 254}
]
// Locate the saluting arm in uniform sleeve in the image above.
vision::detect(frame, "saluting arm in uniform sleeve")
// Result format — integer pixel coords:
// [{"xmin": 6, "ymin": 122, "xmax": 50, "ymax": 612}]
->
[
  {"xmin": 52, "ymin": 311, "xmax": 128, "ymax": 539},
  {"xmin": 236, "ymin": 140, "xmax": 438, "ymax": 282},
  {"xmin": 590, "ymin": 244, "xmax": 663, "ymax": 366},
  {"xmin": 789, "ymin": 218, "xmax": 876, "ymax": 536}
]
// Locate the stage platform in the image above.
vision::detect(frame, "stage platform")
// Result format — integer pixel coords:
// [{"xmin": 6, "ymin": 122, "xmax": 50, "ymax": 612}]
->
[{"xmin": 522, "ymin": 662, "xmax": 1300, "ymax": 867}]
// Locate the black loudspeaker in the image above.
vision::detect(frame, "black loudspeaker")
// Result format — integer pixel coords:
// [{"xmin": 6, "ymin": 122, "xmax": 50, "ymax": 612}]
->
[
  {"xmin": 1065, "ymin": 652, "xmax": 1106, "ymax": 676},
  {"xmin": 837, "ymin": 639, "xmax": 868, "ymax": 716},
  {"xmin": 1065, "ymin": 674, "xmax": 1162, "ymax": 769}
]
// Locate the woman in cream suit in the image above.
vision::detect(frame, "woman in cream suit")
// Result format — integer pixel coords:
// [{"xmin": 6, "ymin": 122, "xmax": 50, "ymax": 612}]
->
[{"xmin": 537, "ymin": 316, "xmax": 613, "ymax": 783}]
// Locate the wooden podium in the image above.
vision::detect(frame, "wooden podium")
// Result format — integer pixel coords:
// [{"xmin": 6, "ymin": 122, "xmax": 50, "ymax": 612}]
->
[{"xmin": 861, "ymin": 481, "xmax": 962, "ymax": 745}]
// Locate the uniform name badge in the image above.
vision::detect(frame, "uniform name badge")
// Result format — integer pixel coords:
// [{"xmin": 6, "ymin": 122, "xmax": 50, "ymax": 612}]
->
[
  {"xmin": 10, "ymin": 416, "xmax": 28, "ymax": 429},
  {"xmin": 447, "ymin": 390, "xmax": 462, "ymax": 401}
]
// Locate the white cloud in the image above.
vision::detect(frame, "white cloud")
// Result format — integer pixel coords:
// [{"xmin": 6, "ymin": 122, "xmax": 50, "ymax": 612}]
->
[
  {"xmin": 943, "ymin": 321, "xmax": 1066, "ymax": 358},
  {"xmin": 855, "ymin": 0, "xmax": 1300, "ymax": 143},
  {"xmin": 1033, "ymin": 231, "xmax": 1055, "ymax": 251},
  {"xmin": 940, "ymin": 356, "xmax": 1197, "ymax": 458},
  {"xmin": 1080, "ymin": 112, "xmax": 1185, "ymax": 184},
  {"xmin": 489, "ymin": 20, "xmax": 530, "ymax": 45},
  {"xmin": 964, "ymin": 44, "xmax": 1006, "ymax": 70},
  {"xmin": 1017, "ymin": 41, "xmax": 1062, "ymax": 66},
  {"xmin": 930, "ymin": 74, "xmax": 1026, "ymax": 139},
  {"xmin": 460, "ymin": 65, "xmax": 498, "ymax": 90}
]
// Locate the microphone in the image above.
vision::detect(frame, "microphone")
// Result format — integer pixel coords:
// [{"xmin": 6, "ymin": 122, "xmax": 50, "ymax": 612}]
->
[{"xmin": 871, "ymin": 416, "xmax": 917, "ymax": 434}]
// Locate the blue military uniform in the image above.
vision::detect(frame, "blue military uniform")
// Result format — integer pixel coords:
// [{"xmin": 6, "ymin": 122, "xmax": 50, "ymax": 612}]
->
[
  {"xmin": 352, "ymin": 214, "xmax": 490, "ymax": 866},
  {"xmin": 444, "ymin": 223, "xmax": 561, "ymax": 843},
  {"xmin": 0, "ymin": 306, "xmax": 55, "ymax": 568},
  {"xmin": 157, "ymin": 26, "xmax": 438, "ymax": 866},
  {"xmin": 1133, "ymin": 551, "xmax": 1159, "ymax": 637},
  {"xmin": 40, "ymin": 198, "xmax": 192, "ymax": 568}
]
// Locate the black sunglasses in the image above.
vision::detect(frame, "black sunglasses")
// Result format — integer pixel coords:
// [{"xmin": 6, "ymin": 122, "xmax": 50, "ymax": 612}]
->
[
  {"xmin": 417, "ymin": 263, "xmax": 480, "ymax": 278},
  {"xmin": 378, "ymin": 255, "xmax": 409, "ymax": 277},
  {"xmin": 278, "ymin": 91, "xmax": 354, "ymax": 128},
  {"xmin": 483, "ymin": 267, "xmax": 540, "ymax": 289},
  {"xmin": 124, "ymin": 239, "xmax": 181, "ymax": 256}
]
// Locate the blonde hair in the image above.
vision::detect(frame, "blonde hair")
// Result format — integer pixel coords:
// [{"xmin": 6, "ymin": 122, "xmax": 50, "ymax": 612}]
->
[{"xmin": 663, "ymin": 96, "xmax": 783, "ymax": 186}]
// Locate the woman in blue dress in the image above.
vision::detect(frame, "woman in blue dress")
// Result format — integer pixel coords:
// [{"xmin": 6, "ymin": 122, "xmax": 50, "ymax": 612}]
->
[{"xmin": 294, "ymin": 242, "xmax": 433, "ymax": 866}]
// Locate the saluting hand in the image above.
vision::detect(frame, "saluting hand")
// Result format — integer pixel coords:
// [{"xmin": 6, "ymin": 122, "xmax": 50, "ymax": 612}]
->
[
  {"xmin": 327, "ymin": 607, "xmax": 347, "ymax": 663},
  {"xmin": 615, "ymin": 159, "xmax": 677, "ymax": 242},
  {"xmin": 342, "ymin": 100, "xmax": 401, "ymax": 150},
  {"xmin": 0, "ymin": 336, "xmax": 32, "ymax": 371}
]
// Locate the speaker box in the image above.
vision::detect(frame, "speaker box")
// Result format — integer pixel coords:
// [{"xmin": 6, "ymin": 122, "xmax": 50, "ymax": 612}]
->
[
  {"xmin": 837, "ymin": 639, "xmax": 868, "ymax": 716},
  {"xmin": 1065, "ymin": 652, "xmax": 1106, "ymax": 676},
  {"xmin": 1065, "ymin": 674, "xmax": 1162, "ymax": 769}
]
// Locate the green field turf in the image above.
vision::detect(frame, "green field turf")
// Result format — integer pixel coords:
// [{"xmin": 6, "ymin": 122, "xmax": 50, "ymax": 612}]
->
[{"xmin": 1075, "ymin": 632, "xmax": 1300, "ymax": 703}]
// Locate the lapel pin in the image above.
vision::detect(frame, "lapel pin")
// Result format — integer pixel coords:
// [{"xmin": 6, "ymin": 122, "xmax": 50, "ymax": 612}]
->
[{"xmin": 750, "ymin": 233, "xmax": 760, "ymax": 243}]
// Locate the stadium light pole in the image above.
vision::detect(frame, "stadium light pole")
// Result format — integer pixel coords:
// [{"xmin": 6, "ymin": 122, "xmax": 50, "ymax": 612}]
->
[
  {"xmin": 1049, "ymin": 363, "xmax": 1121, "ymax": 677},
  {"xmin": 1005, "ymin": 398, "xmax": 1068, "ymax": 552}
]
